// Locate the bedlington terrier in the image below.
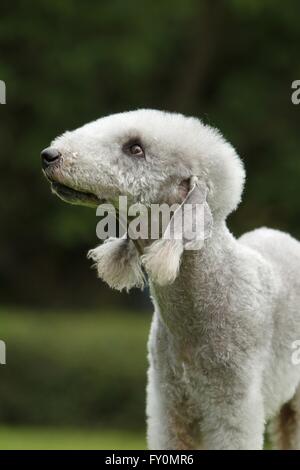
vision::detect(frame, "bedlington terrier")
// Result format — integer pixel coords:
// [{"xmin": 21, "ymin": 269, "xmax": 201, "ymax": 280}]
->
[{"xmin": 41, "ymin": 109, "xmax": 300, "ymax": 450}]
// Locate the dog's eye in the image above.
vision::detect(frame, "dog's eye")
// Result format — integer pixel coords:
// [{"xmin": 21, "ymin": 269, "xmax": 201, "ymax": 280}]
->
[
  {"xmin": 130, "ymin": 144, "xmax": 143, "ymax": 156},
  {"xmin": 123, "ymin": 141, "xmax": 145, "ymax": 158}
]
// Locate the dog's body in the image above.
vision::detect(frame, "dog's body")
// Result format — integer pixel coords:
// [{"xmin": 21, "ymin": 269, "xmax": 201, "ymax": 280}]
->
[
  {"xmin": 42, "ymin": 109, "xmax": 300, "ymax": 449},
  {"xmin": 147, "ymin": 226, "xmax": 300, "ymax": 449}
]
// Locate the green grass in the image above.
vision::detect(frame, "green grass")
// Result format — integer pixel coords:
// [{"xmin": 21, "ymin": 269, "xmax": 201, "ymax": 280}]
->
[
  {"xmin": 0, "ymin": 307, "xmax": 270, "ymax": 450},
  {"xmin": 0, "ymin": 426, "xmax": 146, "ymax": 450},
  {"xmin": 0, "ymin": 426, "xmax": 270, "ymax": 450},
  {"xmin": 0, "ymin": 307, "xmax": 150, "ymax": 429}
]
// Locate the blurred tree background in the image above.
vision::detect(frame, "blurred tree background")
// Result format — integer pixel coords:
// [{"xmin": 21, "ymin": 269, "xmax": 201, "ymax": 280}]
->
[{"xmin": 0, "ymin": 0, "xmax": 299, "ymax": 448}]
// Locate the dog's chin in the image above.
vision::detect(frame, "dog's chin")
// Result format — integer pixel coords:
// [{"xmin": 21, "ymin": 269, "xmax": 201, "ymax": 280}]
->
[{"xmin": 51, "ymin": 182, "xmax": 103, "ymax": 208}]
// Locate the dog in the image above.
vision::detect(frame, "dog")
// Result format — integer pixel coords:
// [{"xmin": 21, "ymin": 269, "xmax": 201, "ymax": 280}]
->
[{"xmin": 42, "ymin": 109, "xmax": 300, "ymax": 449}]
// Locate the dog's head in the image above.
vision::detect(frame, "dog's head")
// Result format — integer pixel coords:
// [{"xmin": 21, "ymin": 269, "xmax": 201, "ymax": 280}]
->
[{"xmin": 42, "ymin": 109, "xmax": 245, "ymax": 289}]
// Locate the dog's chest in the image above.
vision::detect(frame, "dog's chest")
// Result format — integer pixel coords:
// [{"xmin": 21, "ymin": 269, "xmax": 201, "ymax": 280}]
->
[{"xmin": 148, "ymin": 303, "xmax": 236, "ymax": 384}]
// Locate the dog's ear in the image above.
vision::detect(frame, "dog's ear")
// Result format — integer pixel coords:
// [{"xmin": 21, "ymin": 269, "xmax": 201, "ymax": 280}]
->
[
  {"xmin": 141, "ymin": 177, "xmax": 213, "ymax": 286},
  {"xmin": 88, "ymin": 236, "xmax": 145, "ymax": 292},
  {"xmin": 165, "ymin": 178, "xmax": 213, "ymax": 250}
]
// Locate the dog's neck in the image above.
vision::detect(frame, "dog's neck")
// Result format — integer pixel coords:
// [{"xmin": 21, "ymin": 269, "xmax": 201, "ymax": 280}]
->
[{"xmin": 148, "ymin": 220, "xmax": 238, "ymax": 335}]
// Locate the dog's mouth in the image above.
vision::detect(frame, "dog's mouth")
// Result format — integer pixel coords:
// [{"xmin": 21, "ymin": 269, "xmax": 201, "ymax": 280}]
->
[{"xmin": 51, "ymin": 181, "xmax": 103, "ymax": 208}]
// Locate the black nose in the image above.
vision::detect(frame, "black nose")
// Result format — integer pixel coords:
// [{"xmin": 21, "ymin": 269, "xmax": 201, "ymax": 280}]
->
[{"xmin": 41, "ymin": 147, "xmax": 61, "ymax": 168}]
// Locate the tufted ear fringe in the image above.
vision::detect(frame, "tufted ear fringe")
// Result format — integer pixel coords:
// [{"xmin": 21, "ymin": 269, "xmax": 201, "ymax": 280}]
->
[
  {"xmin": 141, "ymin": 239, "xmax": 183, "ymax": 286},
  {"xmin": 88, "ymin": 237, "xmax": 145, "ymax": 292},
  {"xmin": 88, "ymin": 178, "xmax": 213, "ymax": 290},
  {"xmin": 141, "ymin": 177, "xmax": 213, "ymax": 286}
]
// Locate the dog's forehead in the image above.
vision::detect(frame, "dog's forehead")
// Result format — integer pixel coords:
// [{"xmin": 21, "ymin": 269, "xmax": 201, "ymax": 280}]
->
[
  {"xmin": 70, "ymin": 109, "xmax": 199, "ymax": 142},
  {"xmin": 79, "ymin": 110, "xmax": 176, "ymax": 139},
  {"xmin": 53, "ymin": 110, "xmax": 213, "ymax": 163}
]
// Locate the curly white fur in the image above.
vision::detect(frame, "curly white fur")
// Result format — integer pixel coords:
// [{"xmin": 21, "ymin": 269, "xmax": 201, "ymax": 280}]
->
[
  {"xmin": 88, "ymin": 237, "xmax": 145, "ymax": 291},
  {"xmin": 142, "ymin": 239, "xmax": 184, "ymax": 286},
  {"xmin": 44, "ymin": 109, "xmax": 300, "ymax": 450}
]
